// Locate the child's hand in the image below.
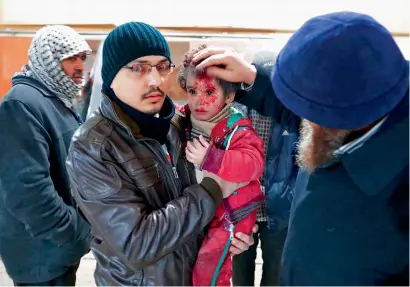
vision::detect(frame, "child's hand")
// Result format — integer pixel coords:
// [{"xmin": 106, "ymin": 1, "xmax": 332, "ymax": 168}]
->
[{"xmin": 185, "ymin": 135, "xmax": 210, "ymax": 165}]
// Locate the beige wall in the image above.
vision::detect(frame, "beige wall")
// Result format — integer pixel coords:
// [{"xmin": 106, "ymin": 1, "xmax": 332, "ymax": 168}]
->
[
  {"xmin": 169, "ymin": 41, "xmax": 190, "ymax": 66},
  {"xmin": 0, "ymin": 36, "xmax": 31, "ymax": 98}
]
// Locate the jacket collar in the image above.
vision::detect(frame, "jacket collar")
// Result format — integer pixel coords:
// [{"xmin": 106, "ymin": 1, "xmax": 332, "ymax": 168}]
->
[
  {"xmin": 99, "ymin": 93, "xmax": 183, "ymax": 140},
  {"xmin": 99, "ymin": 93, "xmax": 186, "ymax": 165},
  {"xmin": 12, "ymin": 75, "xmax": 56, "ymax": 98},
  {"xmin": 99, "ymin": 93, "xmax": 143, "ymax": 139},
  {"xmin": 340, "ymin": 113, "xmax": 409, "ymax": 196},
  {"xmin": 334, "ymin": 116, "xmax": 387, "ymax": 156}
]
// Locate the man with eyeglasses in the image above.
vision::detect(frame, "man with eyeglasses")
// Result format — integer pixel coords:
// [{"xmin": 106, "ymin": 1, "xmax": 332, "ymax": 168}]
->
[{"xmin": 66, "ymin": 22, "xmax": 255, "ymax": 286}]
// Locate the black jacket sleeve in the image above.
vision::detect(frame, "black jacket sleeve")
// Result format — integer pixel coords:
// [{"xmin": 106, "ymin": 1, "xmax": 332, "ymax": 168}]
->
[{"xmin": 0, "ymin": 99, "xmax": 87, "ymax": 245}]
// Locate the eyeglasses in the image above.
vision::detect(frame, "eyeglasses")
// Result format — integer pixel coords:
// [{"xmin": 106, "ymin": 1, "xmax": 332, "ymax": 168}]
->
[{"xmin": 123, "ymin": 62, "xmax": 175, "ymax": 76}]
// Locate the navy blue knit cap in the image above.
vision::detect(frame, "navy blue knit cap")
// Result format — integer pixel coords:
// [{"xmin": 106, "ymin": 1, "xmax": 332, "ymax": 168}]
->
[
  {"xmin": 272, "ymin": 11, "xmax": 409, "ymax": 129},
  {"xmin": 102, "ymin": 22, "xmax": 171, "ymax": 86}
]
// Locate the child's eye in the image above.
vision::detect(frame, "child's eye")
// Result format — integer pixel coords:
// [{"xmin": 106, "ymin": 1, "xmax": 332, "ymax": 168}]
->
[
  {"xmin": 188, "ymin": 89, "xmax": 196, "ymax": 95},
  {"xmin": 206, "ymin": 90, "xmax": 214, "ymax": 95}
]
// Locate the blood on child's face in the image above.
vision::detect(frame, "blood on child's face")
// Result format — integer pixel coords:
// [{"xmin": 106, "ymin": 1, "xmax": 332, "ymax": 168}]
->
[{"xmin": 186, "ymin": 74, "xmax": 227, "ymax": 121}]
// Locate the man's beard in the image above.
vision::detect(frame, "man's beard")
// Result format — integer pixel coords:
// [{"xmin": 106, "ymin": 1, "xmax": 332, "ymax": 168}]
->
[
  {"xmin": 296, "ymin": 119, "xmax": 351, "ymax": 173},
  {"xmin": 142, "ymin": 87, "xmax": 165, "ymax": 115},
  {"xmin": 70, "ymin": 70, "xmax": 84, "ymax": 85},
  {"xmin": 147, "ymin": 106, "xmax": 162, "ymax": 115},
  {"xmin": 152, "ymin": 109, "xmax": 162, "ymax": 115}
]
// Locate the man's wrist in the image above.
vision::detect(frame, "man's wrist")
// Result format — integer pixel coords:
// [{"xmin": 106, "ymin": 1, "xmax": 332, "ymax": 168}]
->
[
  {"xmin": 244, "ymin": 64, "xmax": 257, "ymax": 86},
  {"xmin": 241, "ymin": 82, "xmax": 253, "ymax": 91}
]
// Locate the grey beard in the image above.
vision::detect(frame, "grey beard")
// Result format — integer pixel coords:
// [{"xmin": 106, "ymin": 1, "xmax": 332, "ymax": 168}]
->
[{"xmin": 296, "ymin": 119, "xmax": 349, "ymax": 173}]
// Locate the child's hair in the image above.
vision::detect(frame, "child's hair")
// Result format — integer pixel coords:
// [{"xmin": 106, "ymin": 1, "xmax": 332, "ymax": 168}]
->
[{"xmin": 177, "ymin": 44, "xmax": 240, "ymax": 96}]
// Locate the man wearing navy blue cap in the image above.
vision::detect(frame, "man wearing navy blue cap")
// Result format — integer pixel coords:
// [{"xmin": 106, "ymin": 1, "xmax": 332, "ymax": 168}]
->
[{"xmin": 193, "ymin": 11, "xmax": 409, "ymax": 285}]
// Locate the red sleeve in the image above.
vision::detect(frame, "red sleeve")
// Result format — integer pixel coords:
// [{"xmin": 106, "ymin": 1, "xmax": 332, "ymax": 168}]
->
[{"xmin": 201, "ymin": 127, "xmax": 265, "ymax": 182}]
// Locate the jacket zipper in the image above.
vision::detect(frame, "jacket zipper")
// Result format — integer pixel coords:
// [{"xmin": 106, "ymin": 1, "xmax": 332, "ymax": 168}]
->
[
  {"xmin": 142, "ymin": 139, "xmax": 182, "ymax": 200},
  {"xmin": 172, "ymin": 166, "xmax": 179, "ymax": 178},
  {"xmin": 170, "ymin": 138, "xmax": 182, "ymax": 180}
]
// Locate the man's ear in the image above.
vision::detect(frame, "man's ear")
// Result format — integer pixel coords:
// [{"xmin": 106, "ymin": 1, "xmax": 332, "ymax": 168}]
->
[{"xmin": 225, "ymin": 92, "xmax": 235, "ymax": 104}]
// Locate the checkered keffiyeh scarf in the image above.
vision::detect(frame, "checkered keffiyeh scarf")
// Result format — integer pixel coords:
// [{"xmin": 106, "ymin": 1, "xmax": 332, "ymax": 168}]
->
[{"xmin": 16, "ymin": 25, "xmax": 91, "ymax": 108}]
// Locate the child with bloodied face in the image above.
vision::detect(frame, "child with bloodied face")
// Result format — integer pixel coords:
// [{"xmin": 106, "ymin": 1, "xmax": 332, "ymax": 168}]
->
[{"xmin": 176, "ymin": 45, "xmax": 265, "ymax": 286}]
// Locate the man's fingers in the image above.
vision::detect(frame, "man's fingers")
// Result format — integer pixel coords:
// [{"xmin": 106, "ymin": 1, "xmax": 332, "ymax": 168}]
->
[
  {"xmin": 230, "ymin": 237, "xmax": 249, "ymax": 253},
  {"xmin": 192, "ymin": 47, "xmax": 234, "ymax": 63},
  {"xmin": 252, "ymin": 224, "xmax": 259, "ymax": 234},
  {"xmin": 235, "ymin": 232, "xmax": 253, "ymax": 246},
  {"xmin": 195, "ymin": 53, "xmax": 231, "ymax": 70},
  {"xmin": 192, "ymin": 49, "xmax": 223, "ymax": 63},
  {"xmin": 229, "ymin": 246, "xmax": 243, "ymax": 255}
]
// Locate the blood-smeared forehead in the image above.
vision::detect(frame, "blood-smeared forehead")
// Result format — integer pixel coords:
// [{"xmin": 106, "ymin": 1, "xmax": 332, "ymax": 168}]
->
[
  {"xmin": 191, "ymin": 74, "xmax": 216, "ymax": 90},
  {"xmin": 186, "ymin": 74, "xmax": 221, "ymax": 108}
]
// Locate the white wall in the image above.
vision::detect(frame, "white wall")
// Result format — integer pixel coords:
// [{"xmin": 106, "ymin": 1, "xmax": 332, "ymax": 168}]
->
[
  {"xmin": 1, "ymin": 0, "xmax": 409, "ymax": 58},
  {"xmin": 188, "ymin": 34, "xmax": 410, "ymax": 59},
  {"xmin": 2, "ymin": 0, "xmax": 409, "ymax": 33}
]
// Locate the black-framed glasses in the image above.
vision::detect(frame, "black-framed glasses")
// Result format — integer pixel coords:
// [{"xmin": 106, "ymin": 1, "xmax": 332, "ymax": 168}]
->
[{"xmin": 123, "ymin": 62, "xmax": 175, "ymax": 76}]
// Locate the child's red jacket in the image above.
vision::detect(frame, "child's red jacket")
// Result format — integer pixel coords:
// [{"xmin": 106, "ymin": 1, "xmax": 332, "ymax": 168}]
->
[{"xmin": 177, "ymin": 105, "xmax": 265, "ymax": 286}]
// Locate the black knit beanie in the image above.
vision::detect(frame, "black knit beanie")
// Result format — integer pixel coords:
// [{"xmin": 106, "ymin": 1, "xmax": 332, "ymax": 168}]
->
[{"xmin": 102, "ymin": 22, "xmax": 171, "ymax": 86}]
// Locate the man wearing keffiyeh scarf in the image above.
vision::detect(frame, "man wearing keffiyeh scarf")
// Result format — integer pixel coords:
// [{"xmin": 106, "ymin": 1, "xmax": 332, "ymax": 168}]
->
[
  {"xmin": 15, "ymin": 25, "xmax": 91, "ymax": 108},
  {"xmin": 0, "ymin": 25, "xmax": 92, "ymax": 286}
]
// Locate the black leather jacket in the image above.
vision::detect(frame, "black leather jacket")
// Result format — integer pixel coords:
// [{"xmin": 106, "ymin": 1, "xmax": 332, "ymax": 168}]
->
[{"xmin": 66, "ymin": 95, "xmax": 221, "ymax": 286}]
